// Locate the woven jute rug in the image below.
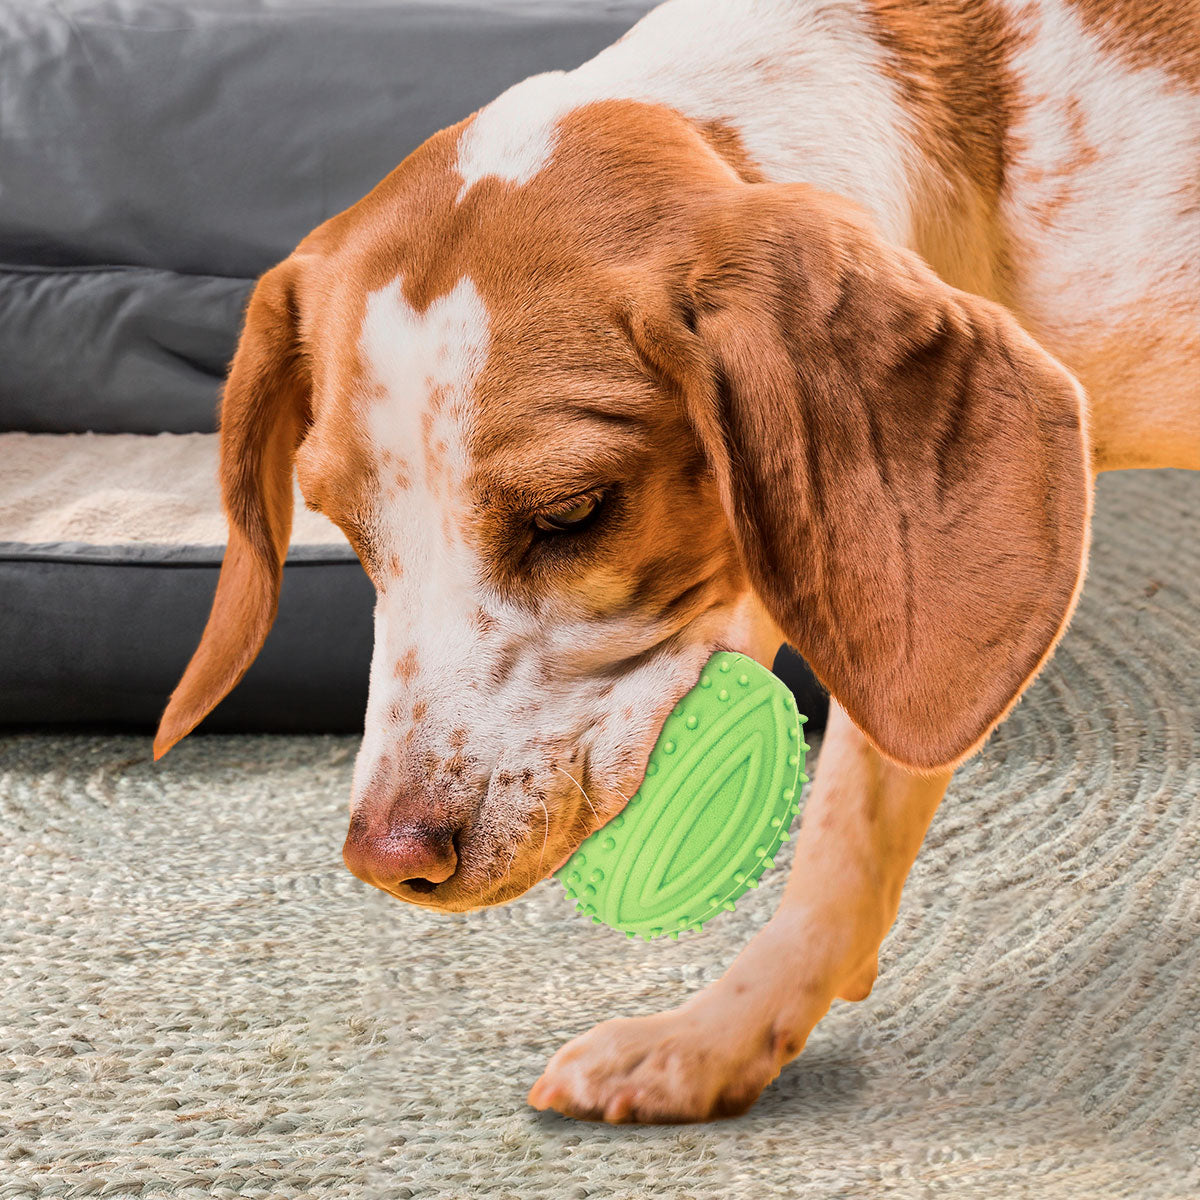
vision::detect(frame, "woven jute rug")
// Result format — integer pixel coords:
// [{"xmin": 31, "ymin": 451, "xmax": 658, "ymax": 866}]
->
[{"xmin": 2, "ymin": 469, "xmax": 1197, "ymax": 1198}]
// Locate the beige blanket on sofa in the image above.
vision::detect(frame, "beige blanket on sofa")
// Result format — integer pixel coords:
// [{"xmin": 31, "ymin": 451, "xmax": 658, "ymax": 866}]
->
[{"xmin": 0, "ymin": 432, "xmax": 343, "ymax": 546}]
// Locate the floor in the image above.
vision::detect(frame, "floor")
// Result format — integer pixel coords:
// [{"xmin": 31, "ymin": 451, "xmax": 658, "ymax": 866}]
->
[{"xmin": 1, "ymin": 469, "xmax": 1197, "ymax": 1198}]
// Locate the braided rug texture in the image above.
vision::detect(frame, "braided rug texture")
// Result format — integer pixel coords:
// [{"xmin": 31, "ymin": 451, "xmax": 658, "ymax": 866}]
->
[{"xmin": 1, "ymin": 468, "xmax": 1197, "ymax": 1198}]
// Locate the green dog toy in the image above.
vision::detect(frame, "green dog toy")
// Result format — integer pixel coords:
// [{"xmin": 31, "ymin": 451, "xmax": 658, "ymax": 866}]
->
[{"xmin": 556, "ymin": 652, "xmax": 808, "ymax": 940}]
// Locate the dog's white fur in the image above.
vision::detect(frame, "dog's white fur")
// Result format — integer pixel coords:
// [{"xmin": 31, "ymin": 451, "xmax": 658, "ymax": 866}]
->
[{"xmin": 1002, "ymin": 0, "xmax": 1200, "ymax": 327}]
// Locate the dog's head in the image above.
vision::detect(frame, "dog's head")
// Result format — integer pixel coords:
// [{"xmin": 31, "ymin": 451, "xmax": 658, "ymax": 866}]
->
[{"xmin": 155, "ymin": 102, "xmax": 1091, "ymax": 911}]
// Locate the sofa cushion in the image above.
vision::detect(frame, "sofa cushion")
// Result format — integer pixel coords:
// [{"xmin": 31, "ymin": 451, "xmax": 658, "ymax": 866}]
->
[{"xmin": 0, "ymin": 432, "xmax": 374, "ymax": 730}]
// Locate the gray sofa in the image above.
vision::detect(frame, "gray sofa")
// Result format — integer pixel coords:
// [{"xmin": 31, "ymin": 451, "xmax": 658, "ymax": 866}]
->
[{"xmin": 0, "ymin": 0, "xmax": 827, "ymax": 733}]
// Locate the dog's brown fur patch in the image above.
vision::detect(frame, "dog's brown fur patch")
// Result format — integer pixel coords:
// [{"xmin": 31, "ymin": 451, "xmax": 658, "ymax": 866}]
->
[
  {"xmin": 865, "ymin": 0, "xmax": 1023, "ymax": 300},
  {"xmin": 1066, "ymin": 0, "xmax": 1200, "ymax": 89}
]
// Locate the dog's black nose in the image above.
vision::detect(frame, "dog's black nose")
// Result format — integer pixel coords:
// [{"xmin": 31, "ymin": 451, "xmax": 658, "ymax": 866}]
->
[{"xmin": 342, "ymin": 814, "xmax": 458, "ymax": 894}]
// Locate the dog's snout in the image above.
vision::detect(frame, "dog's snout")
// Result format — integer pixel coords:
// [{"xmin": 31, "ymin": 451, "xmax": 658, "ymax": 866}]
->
[{"xmin": 342, "ymin": 810, "xmax": 459, "ymax": 895}]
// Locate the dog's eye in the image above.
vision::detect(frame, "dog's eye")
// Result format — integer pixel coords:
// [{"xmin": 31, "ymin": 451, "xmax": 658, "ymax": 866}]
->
[{"xmin": 533, "ymin": 490, "xmax": 604, "ymax": 533}]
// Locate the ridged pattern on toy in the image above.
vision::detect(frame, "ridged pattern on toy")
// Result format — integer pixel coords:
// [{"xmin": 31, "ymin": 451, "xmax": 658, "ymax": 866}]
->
[{"xmin": 556, "ymin": 652, "xmax": 809, "ymax": 940}]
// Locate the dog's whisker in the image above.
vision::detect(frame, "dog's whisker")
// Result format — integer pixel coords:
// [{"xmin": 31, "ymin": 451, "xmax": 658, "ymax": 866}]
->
[
  {"xmin": 535, "ymin": 792, "xmax": 551, "ymax": 881},
  {"xmin": 525, "ymin": 833, "xmax": 544, "ymax": 894},
  {"xmin": 555, "ymin": 763, "xmax": 599, "ymax": 829},
  {"xmin": 480, "ymin": 858, "xmax": 497, "ymax": 895}
]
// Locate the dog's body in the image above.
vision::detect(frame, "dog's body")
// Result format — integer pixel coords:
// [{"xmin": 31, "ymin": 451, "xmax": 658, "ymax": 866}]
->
[
  {"xmin": 156, "ymin": 0, "xmax": 1198, "ymax": 1122},
  {"xmin": 451, "ymin": 0, "xmax": 1200, "ymax": 471}
]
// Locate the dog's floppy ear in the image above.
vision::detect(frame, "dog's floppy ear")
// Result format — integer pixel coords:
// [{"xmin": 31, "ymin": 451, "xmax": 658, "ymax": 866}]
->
[
  {"xmin": 154, "ymin": 258, "xmax": 312, "ymax": 759},
  {"xmin": 682, "ymin": 184, "xmax": 1092, "ymax": 772}
]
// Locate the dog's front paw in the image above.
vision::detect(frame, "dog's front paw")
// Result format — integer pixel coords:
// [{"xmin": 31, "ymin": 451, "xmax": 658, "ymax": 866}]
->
[{"xmin": 528, "ymin": 1005, "xmax": 788, "ymax": 1124}]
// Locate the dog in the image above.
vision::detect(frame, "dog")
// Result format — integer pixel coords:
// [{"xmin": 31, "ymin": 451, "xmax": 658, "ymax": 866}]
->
[{"xmin": 154, "ymin": 0, "xmax": 1199, "ymax": 1123}]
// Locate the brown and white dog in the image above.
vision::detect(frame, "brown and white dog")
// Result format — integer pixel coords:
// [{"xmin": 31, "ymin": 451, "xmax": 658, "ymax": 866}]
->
[{"xmin": 154, "ymin": 0, "xmax": 1199, "ymax": 1123}]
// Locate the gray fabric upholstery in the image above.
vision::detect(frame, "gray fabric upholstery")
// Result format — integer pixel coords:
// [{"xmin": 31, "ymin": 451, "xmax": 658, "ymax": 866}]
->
[
  {"xmin": 0, "ymin": 542, "xmax": 376, "ymax": 730},
  {"xmin": 0, "ymin": 538, "xmax": 826, "ymax": 732},
  {"xmin": 0, "ymin": 0, "xmax": 655, "ymax": 433}
]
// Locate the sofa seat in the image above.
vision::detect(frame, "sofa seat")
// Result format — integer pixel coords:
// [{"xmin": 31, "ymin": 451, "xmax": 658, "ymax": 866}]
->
[{"xmin": 0, "ymin": 432, "xmax": 374, "ymax": 731}]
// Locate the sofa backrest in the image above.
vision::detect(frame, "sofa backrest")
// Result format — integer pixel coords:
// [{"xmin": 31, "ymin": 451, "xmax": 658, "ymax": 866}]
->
[{"xmin": 0, "ymin": 0, "xmax": 653, "ymax": 434}]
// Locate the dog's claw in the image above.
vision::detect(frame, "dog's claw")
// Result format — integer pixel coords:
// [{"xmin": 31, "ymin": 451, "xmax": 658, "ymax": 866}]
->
[
  {"xmin": 526, "ymin": 1078, "xmax": 556, "ymax": 1111},
  {"xmin": 602, "ymin": 1090, "xmax": 636, "ymax": 1123}
]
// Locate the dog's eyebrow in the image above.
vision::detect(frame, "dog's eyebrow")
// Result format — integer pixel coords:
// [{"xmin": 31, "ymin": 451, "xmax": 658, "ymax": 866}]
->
[
  {"xmin": 475, "ymin": 406, "xmax": 650, "ymax": 463},
  {"xmin": 472, "ymin": 423, "xmax": 651, "ymax": 510}
]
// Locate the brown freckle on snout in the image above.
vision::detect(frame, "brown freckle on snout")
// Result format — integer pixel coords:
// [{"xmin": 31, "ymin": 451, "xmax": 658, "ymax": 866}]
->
[
  {"xmin": 421, "ymin": 411, "xmax": 437, "ymax": 469},
  {"xmin": 495, "ymin": 771, "xmax": 514, "ymax": 788},
  {"xmin": 491, "ymin": 641, "xmax": 523, "ymax": 688},
  {"xmin": 412, "ymin": 700, "xmax": 428, "ymax": 722},
  {"xmin": 387, "ymin": 701, "xmax": 406, "ymax": 725},
  {"xmin": 474, "ymin": 608, "xmax": 498, "ymax": 634},
  {"xmin": 427, "ymin": 380, "xmax": 452, "ymax": 415},
  {"xmin": 395, "ymin": 648, "xmax": 419, "ymax": 682},
  {"xmin": 448, "ymin": 728, "xmax": 468, "ymax": 750},
  {"xmin": 421, "ymin": 408, "xmax": 452, "ymax": 487},
  {"xmin": 386, "ymin": 459, "xmax": 412, "ymax": 493}
]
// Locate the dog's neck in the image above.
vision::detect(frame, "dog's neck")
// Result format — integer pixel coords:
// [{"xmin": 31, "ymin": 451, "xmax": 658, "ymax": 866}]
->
[
  {"xmin": 459, "ymin": 2, "xmax": 921, "ymax": 243},
  {"xmin": 458, "ymin": 0, "xmax": 1010, "ymax": 295}
]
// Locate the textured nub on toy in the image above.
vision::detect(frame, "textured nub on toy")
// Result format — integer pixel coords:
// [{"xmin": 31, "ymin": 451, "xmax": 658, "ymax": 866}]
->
[{"xmin": 556, "ymin": 651, "xmax": 809, "ymax": 940}]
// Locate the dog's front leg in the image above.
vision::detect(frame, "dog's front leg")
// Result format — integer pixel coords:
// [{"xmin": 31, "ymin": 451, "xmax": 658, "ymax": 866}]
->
[{"xmin": 528, "ymin": 701, "xmax": 953, "ymax": 1123}]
